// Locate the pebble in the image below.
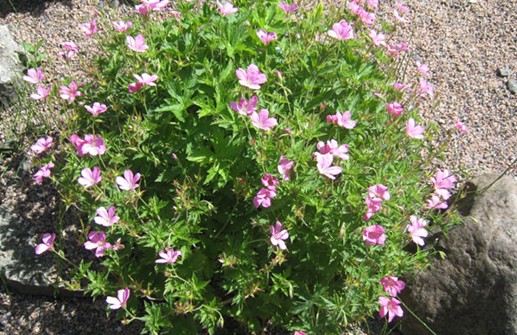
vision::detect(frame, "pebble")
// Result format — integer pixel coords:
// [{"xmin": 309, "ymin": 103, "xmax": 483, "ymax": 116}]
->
[
  {"xmin": 507, "ymin": 79, "xmax": 517, "ymax": 94},
  {"xmin": 497, "ymin": 66, "xmax": 512, "ymax": 77}
]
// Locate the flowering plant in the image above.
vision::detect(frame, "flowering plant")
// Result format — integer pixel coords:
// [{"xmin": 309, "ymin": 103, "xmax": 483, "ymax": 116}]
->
[{"xmin": 26, "ymin": 0, "xmax": 462, "ymax": 334}]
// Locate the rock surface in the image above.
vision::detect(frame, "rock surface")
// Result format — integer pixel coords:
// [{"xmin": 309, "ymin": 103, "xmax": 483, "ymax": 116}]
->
[
  {"xmin": 401, "ymin": 173, "xmax": 517, "ymax": 335},
  {"xmin": 0, "ymin": 25, "xmax": 22, "ymax": 109}
]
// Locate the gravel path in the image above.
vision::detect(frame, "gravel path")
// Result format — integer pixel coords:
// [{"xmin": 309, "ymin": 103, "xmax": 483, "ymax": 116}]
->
[{"xmin": 0, "ymin": 0, "xmax": 515, "ymax": 334}]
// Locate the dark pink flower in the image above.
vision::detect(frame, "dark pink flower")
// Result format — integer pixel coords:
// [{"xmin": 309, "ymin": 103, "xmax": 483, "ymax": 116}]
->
[
  {"xmin": 33, "ymin": 162, "xmax": 55, "ymax": 184},
  {"xmin": 236, "ymin": 64, "xmax": 267, "ymax": 90},
  {"xmin": 278, "ymin": 2, "xmax": 298, "ymax": 13},
  {"xmin": 256, "ymin": 30, "xmax": 278, "ymax": 45},
  {"xmin": 230, "ymin": 96, "xmax": 258, "ymax": 115},
  {"xmin": 80, "ymin": 19, "xmax": 98, "ymax": 38},
  {"xmin": 380, "ymin": 276, "xmax": 405, "ymax": 297},
  {"xmin": 327, "ymin": 111, "xmax": 356, "ymax": 129},
  {"xmin": 116, "ymin": 169, "xmax": 141, "ymax": 191},
  {"xmin": 253, "ymin": 188, "xmax": 276, "ymax": 208},
  {"xmin": 84, "ymin": 231, "xmax": 112, "ymax": 257},
  {"xmin": 31, "ymin": 136, "xmax": 53, "ymax": 154},
  {"xmin": 387, "ymin": 102, "xmax": 403, "ymax": 117},
  {"xmin": 59, "ymin": 81, "xmax": 82, "ymax": 103},
  {"xmin": 379, "ymin": 297, "xmax": 403, "ymax": 322},
  {"xmin": 261, "ymin": 173, "xmax": 279, "ymax": 190},
  {"xmin": 368, "ymin": 184, "xmax": 390, "ymax": 201},
  {"xmin": 35, "ymin": 233, "xmax": 56, "ymax": 255},
  {"xmin": 327, "ymin": 20, "xmax": 354, "ymax": 40},
  {"xmin": 362, "ymin": 225, "xmax": 387, "ymax": 246},
  {"xmin": 85, "ymin": 102, "xmax": 108, "ymax": 116},
  {"xmin": 456, "ymin": 120, "xmax": 468, "ymax": 135}
]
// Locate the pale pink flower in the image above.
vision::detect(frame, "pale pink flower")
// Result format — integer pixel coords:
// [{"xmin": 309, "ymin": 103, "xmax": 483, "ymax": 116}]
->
[
  {"xmin": 59, "ymin": 42, "xmax": 79, "ymax": 60},
  {"xmin": 31, "ymin": 136, "xmax": 53, "ymax": 154},
  {"xmin": 80, "ymin": 19, "xmax": 98, "ymax": 38},
  {"xmin": 216, "ymin": 1, "xmax": 238, "ymax": 16},
  {"xmin": 116, "ymin": 169, "xmax": 141, "ymax": 191},
  {"xmin": 256, "ymin": 30, "xmax": 277, "ymax": 45},
  {"xmin": 149, "ymin": 0, "xmax": 170, "ymax": 11},
  {"xmin": 418, "ymin": 78, "xmax": 434, "ymax": 98},
  {"xmin": 327, "ymin": 20, "xmax": 354, "ymax": 41},
  {"xmin": 278, "ymin": 2, "xmax": 298, "ymax": 13},
  {"xmin": 315, "ymin": 139, "xmax": 349, "ymax": 161},
  {"xmin": 431, "ymin": 169, "xmax": 457, "ymax": 190},
  {"xmin": 406, "ymin": 215, "xmax": 428, "ymax": 246},
  {"xmin": 350, "ymin": 4, "xmax": 375, "ymax": 26},
  {"xmin": 386, "ymin": 41, "xmax": 410, "ymax": 57},
  {"xmin": 368, "ymin": 184, "xmax": 390, "ymax": 201},
  {"xmin": 230, "ymin": 96, "xmax": 258, "ymax": 115},
  {"xmin": 85, "ymin": 102, "xmax": 108, "ymax": 116},
  {"xmin": 395, "ymin": 2, "xmax": 409, "ymax": 14},
  {"xmin": 387, "ymin": 102, "xmax": 403, "ymax": 117},
  {"xmin": 84, "ymin": 231, "xmax": 112, "ymax": 257},
  {"xmin": 393, "ymin": 10, "xmax": 410, "ymax": 23},
  {"xmin": 326, "ymin": 111, "xmax": 356, "ymax": 129},
  {"xmin": 293, "ymin": 332, "xmax": 306, "ymax": 335},
  {"xmin": 425, "ymin": 194, "xmax": 448, "ymax": 210},
  {"xmin": 71, "ymin": 134, "xmax": 106, "ymax": 157},
  {"xmin": 59, "ymin": 82, "xmax": 82, "ymax": 103},
  {"xmin": 156, "ymin": 247, "xmax": 182, "ymax": 264},
  {"xmin": 35, "ymin": 233, "xmax": 56, "ymax": 255},
  {"xmin": 316, "ymin": 153, "xmax": 342, "ymax": 180},
  {"xmin": 106, "ymin": 288, "xmax": 130, "ymax": 310},
  {"xmin": 78, "ymin": 166, "xmax": 102, "ymax": 188},
  {"xmin": 94, "ymin": 206, "xmax": 120, "ymax": 227},
  {"xmin": 30, "ymin": 86, "xmax": 51, "ymax": 101},
  {"xmin": 135, "ymin": 4, "xmax": 150, "ymax": 14},
  {"xmin": 112, "ymin": 238, "xmax": 125, "ymax": 251},
  {"xmin": 363, "ymin": 195, "xmax": 382, "ymax": 220},
  {"xmin": 113, "ymin": 20, "xmax": 132, "ymax": 32},
  {"xmin": 23, "ymin": 67, "xmax": 45, "ymax": 84},
  {"xmin": 405, "ymin": 118, "xmax": 425, "ymax": 139},
  {"xmin": 236, "ymin": 64, "xmax": 267, "ymax": 90},
  {"xmin": 278, "ymin": 156, "xmax": 294, "ymax": 181},
  {"xmin": 368, "ymin": 30, "xmax": 386, "ymax": 46},
  {"xmin": 388, "ymin": 82, "xmax": 410, "ymax": 92},
  {"xmin": 456, "ymin": 120, "xmax": 468, "ymax": 135},
  {"xmin": 253, "ymin": 188, "xmax": 276, "ymax": 208},
  {"xmin": 416, "ymin": 61, "xmax": 430, "ymax": 76},
  {"xmin": 362, "ymin": 225, "xmax": 387, "ymax": 246},
  {"xmin": 33, "ymin": 162, "xmax": 55, "ymax": 184},
  {"xmin": 367, "ymin": 0, "xmax": 379, "ymax": 11},
  {"xmin": 126, "ymin": 34, "xmax": 149, "ymax": 52},
  {"xmin": 270, "ymin": 221, "xmax": 289, "ymax": 250},
  {"xmin": 380, "ymin": 276, "xmax": 405, "ymax": 297},
  {"xmin": 129, "ymin": 73, "xmax": 158, "ymax": 92},
  {"xmin": 251, "ymin": 109, "xmax": 277, "ymax": 130},
  {"xmin": 261, "ymin": 173, "xmax": 279, "ymax": 190},
  {"xmin": 379, "ymin": 297, "xmax": 403, "ymax": 322}
]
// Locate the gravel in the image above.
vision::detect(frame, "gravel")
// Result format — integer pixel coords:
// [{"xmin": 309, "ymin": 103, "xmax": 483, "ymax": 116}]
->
[{"xmin": 0, "ymin": 0, "xmax": 515, "ymax": 334}]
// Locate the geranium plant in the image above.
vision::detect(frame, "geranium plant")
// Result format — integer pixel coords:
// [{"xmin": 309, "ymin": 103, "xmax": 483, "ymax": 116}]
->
[{"xmin": 26, "ymin": 0, "xmax": 462, "ymax": 334}]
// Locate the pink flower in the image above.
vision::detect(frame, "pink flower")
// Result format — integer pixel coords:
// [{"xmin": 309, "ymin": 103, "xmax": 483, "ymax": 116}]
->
[
  {"xmin": 278, "ymin": 2, "xmax": 298, "ymax": 13},
  {"xmin": 388, "ymin": 82, "xmax": 410, "ymax": 92},
  {"xmin": 387, "ymin": 102, "xmax": 403, "ymax": 117},
  {"xmin": 405, "ymin": 118, "xmax": 425, "ymax": 139},
  {"xmin": 59, "ymin": 81, "xmax": 82, "ymax": 103},
  {"xmin": 106, "ymin": 288, "xmax": 130, "ymax": 310},
  {"xmin": 393, "ymin": 9, "xmax": 410, "ymax": 24},
  {"xmin": 270, "ymin": 221, "xmax": 289, "ymax": 250},
  {"xmin": 84, "ymin": 231, "xmax": 112, "ymax": 257},
  {"xmin": 367, "ymin": 0, "xmax": 379, "ymax": 11},
  {"xmin": 71, "ymin": 134, "xmax": 106, "ymax": 157},
  {"xmin": 116, "ymin": 169, "xmax": 141, "ymax": 191},
  {"xmin": 85, "ymin": 102, "xmax": 108, "ymax": 116},
  {"xmin": 349, "ymin": 4, "xmax": 376, "ymax": 26},
  {"xmin": 31, "ymin": 136, "xmax": 53, "ymax": 154},
  {"xmin": 316, "ymin": 153, "xmax": 342, "ymax": 180},
  {"xmin": 253, "ymin": 188, "xmax": 276, "ymax": 208},
  {"xmin": 126, "ymin": 34, "xmax": 149, "ymax": 52},
  {"xmin": 112, "ymin": 238, "xmax": 125, "ymax": 251},
  {"xmin": 425, "ymin": 194, "xmax": 448, "ymax": 210},
  {"xmin": 418, "ymin": 78, "xmax": 434, "ymax": 98},
  {"xmin": 261, "ymin": 173, "xmax": 279, "ymax": 190},
  {"xmin": 156, "ymin": 247, "xmax": 182, "ymax": 264},
  {"xmin": 94, "ymin": 206, "xmax": 120, "ymax": 227},
  {"xmin": 278, "ymin": 156, "xmax": 294, "ymax": 181},
  {"xmin": 33, "ymin": 162, "xmax": 55, "ymax": 184},
  {"xmin": 406, "ymin": 215, "xmax": 428, "ymax": 246},
  {"xmin": 386, "ymin": 41, "xmax": 410, "ymax": 57},
  {"xmin": 362, "ymin": 225, "xmax": 387, "ymax": 246},
  {"xmin": 78, "ymin": 166, "xmax": 102, "ymax": 188},
  {"xmin": 250, "ymin": 109, "xmax": 277, "ymax": 130},
  {"xmin": 113, "ymin": 20, "xmax": 132, "ymax": 32},
  {"xmin": 456, "ymin": 120, "xmax": 468, "ymax": 135},
  {"xmin": 416, "ymin": 61, "xmax": 430, "ymax": 77},
  {"xmin": 380, "ymin": 276, "xmax": 405, "ymax": 297},
  {"xmin": 316, "ymin": 139, "xmax": 350, "ymax": 161},
  {"xmin": 35, "ymin": 233, "xmax": 56, "ymax": 255},
  {"xmin": 236, "ymin": 64, "xmax": 267, "ymax": 90},
  {"xmin": 59, "ymin": 42, "xmax": 79, "ymax": 60},
  {"xmin": 23, "ymin": 67, "xmax": 45, "ymax": 84},
  {"xmin": 368, "ymin": 184, "xmax": 390, "ymax": 201},
  {"xmin": 395, "ymin": 2, "xmax": 409, "ymax": 14},
  {"xmin": 327, "ymin": 20, "xmax": 354, "ymax": 41},
  {"xmin": 230, "ymin": 96, "xmax": 258, "ymax": 115},
  {"xmin": 128, "ymin": 73, "xmax": 158, "ymax": 92},
  {"xmin": 80, "ymin": 19, "xmax": 98, "ymax": 38},
  {"xmin": 363, "ymin": 195, "xmax": 383, "ymax": 220},
  {"xmin": 256, "ymin": 30, "xmax": 278, "ymax": 45},
  {"xmin": 379, "ymin": 297, "xmax": 403, "ymax": 322},
  {"xmin": 293, "ymin": 332, "xmax": 306, "ymax": 335},
  {"xmin": 30, "ymin": 86, "xmax": 51, "ymax": 101},
  {"xmin": 368, "ymin": 30, "xmax": 386, "ymax": 46},
  {"xmin": 326, "ymin": 111, "xmax": 356, "ymax": 129},
  {"xmin": 431, "ymin": 169, "xmax": 457, "ymax": 190},
  {"xmin": 216, "ymin": 1, "xmax": 238, "ymax": 16}
]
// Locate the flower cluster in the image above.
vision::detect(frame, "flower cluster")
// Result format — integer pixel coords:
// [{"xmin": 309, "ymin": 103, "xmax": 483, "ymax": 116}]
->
[{"xmin": 426, "ymin": 169, "xmax": 457, "ymax": 210}]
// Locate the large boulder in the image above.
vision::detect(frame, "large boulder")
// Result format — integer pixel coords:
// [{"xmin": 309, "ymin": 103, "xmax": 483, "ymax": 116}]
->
[
  {"xmin": 400, "ymin": 173, "xmax": 517, "ymax": 335},
  {"xmin": 0, "ymin": 25, "xmax": 22, "ymax": 110}
]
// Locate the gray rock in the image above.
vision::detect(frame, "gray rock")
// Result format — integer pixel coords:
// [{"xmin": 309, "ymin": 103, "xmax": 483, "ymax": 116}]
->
[
  {"xmin": 400, "ymin": 173, "xmax": 517, "ymax": 335},
  {"xmin": 497, "ymin": 66, "xmax": 511, "ymax": 77},
  {"xmin": 507, "ymin": 79, "xmax": 517, "ymax": 94},
  {"xmin": 0, "ymin": 25, "xmax": 22, "ymax": 110}
]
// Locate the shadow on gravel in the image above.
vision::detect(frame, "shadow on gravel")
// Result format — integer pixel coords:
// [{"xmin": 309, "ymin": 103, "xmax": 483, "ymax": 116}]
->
[{"xmin": 0, "ymin": 0, "xmax": 72, "ymax": 18}]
